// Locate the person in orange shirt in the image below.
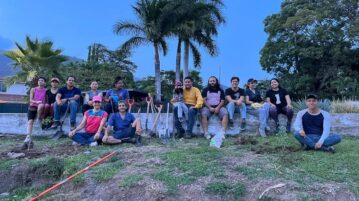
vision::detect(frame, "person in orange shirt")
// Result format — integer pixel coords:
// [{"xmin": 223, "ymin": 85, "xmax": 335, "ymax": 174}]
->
[{"xmin": 171, "ymin": 76, "xmax": 203, "ymax": 139}]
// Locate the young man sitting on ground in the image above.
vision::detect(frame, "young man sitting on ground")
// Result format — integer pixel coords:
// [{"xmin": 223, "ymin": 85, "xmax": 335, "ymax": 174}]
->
[
  {"xmin": 293, "ymin": 94, "xmax": 342, "ymax": 153},
  {"xmin": 102, "ymin": 101, "xmax": 142, "ymax": 145},
  {"xmin": 68, "ymin": 96, "xmax": 107, "ymax": 146}
]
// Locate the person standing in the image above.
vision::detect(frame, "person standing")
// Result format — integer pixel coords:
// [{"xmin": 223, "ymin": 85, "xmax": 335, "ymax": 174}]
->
[
  {"xmin": 266, "ymin": 78, "xmax": 294, "ymax": 133},
  {"xmin": 225, "ymin": 76, "xmax": 247, "ymax": 131},
  {"xmin": 293, "ymin": 94, "xmax": 341, "ymax": 153}
]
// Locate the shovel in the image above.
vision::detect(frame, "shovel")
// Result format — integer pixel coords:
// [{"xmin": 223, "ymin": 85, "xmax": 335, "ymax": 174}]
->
[
  {"xmin": 127, "ymin": 99, "xmax": 135, "ymax": 113},
  {"xmin": 145, "ymin": 96, "xmax": 151, "ymax": 133},
  {"xmin": 160, "ymin": 102, "xmax": 170, "ymax": 145},
  {"xmin": 149, "ymin": 104, "xmax": 163, "ymax": 137}
]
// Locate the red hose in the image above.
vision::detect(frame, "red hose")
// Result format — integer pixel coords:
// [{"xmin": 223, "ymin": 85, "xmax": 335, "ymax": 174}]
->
[{"xmin": 28, "ymin": 150, "xmax": 118, "ymax": 201}]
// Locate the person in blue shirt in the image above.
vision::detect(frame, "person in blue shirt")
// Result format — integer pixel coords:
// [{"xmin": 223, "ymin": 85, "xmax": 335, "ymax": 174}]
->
[
  {"xmin": 293, "ymin": 94, "xmax": 342, "ymax": 153},
  {"xmin": 51, "ymin": 76, "xmax": 81, "ymax": 130},
  {"xmin": 103, "ymin": 101, "xmax": 142, "ymax": 145},
  {"xmin": 104, "ymin": 76, "xmax": 130, "ymax": 115}
]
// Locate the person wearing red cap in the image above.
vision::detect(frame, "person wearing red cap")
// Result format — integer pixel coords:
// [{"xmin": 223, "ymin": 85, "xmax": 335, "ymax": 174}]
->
[{"xmin": 68, "ymin": 96, "xmax": 108, "ymax": 146}]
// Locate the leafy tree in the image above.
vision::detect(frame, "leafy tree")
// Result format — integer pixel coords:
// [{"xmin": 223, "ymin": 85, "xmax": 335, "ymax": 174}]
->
[
  {"xmin": 5, "ymin": 36, "xmax": 67, "ymax": 87},
  {"xmin": 113, "ymin": 0, "xmax": 174, "ymax": 101},
  {"xmin": 136, "ymin": 70, "xmax": 203, "ymax": 101},
  {"xmin": 260, "ymin": 0, "xmax": 359, "ymax": 99},
  {"xmin": 169, "ymin": 0, "xmax": 225, "ymax": 80}
]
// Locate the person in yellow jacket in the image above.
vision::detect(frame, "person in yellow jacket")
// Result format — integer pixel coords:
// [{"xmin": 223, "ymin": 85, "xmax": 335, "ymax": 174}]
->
[{"xmin": 171, "ymin": 76, "xmax": 203, "ymax": 139}]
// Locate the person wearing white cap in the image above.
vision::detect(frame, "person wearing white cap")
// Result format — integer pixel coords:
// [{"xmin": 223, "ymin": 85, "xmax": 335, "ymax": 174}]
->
[{"xmin": 68, "ymin": 96, "xmax": 108, "ymax": 146}]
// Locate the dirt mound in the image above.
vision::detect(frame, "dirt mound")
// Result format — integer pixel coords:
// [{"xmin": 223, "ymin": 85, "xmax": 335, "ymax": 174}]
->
[
  {"xmin": 0, "ymin": 157, "xmax": 64, "ymax": 193},
  {"xmin": 1, "ymin": 144, "xmax": 85, "ymax": 159},
  {"xmin": 235, "ymin": 136, "xmax": 258, "ymax": 145}
]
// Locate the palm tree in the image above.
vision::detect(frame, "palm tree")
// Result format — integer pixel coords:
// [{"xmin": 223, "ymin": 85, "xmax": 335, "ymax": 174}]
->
[
  {"xmin": 5, "ymin": 36, "xmax": 67, "ymax": 86},
  {"xmin": 113, "ymin": 0, "xmax": 173, "ymax": 101},
  {"xmin": 170, "ymin": 0, "xmax": 225, "ymax": 80}
]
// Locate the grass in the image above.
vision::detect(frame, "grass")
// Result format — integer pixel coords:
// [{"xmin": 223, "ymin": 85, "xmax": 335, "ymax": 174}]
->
[
  {"xmin": 152, "ymin": 146, "xmax": 225, "ymax": 193},
  {"xmin": 1, "ymin": 134, "xmax": 358, "ymax": 200},
  {"xmin": 205, "ymin": 182, "xmax": 246, "ymax": 199},
  {"xmin": 119, "ymin": 175, "xmax": 144, "ymax": 188}
]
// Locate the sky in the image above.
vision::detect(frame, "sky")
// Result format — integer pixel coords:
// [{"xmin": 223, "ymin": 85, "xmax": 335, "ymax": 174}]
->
[{"xmin": 0, "ymin": 0, "xmax": 283, "ymax": 87}]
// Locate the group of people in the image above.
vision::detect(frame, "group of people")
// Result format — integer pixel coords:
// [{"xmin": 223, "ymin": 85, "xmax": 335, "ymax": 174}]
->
[
  {"xmin": 171, "ymin": 76, "xmax": 341, "ymax": 152},
  {"xmin": 24, "ymin": 75, "xmax": 342, "ymax": 152},
  {"xmin": 171, "ymin": 76, "xmax": 294, "ymax": 139}
]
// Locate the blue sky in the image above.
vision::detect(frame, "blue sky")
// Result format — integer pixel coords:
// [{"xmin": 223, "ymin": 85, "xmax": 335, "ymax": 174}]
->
[{"xmin": 0, "ymin": 0, "xmax": 283, "ymax": 87}]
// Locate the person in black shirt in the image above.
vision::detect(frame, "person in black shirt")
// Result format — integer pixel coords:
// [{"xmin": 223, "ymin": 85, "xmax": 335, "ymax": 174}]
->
[
  {"xmin": 225, "ymin": 77, "xmax": 246, "ymax": 131},
  {"xmin": 245, "ymin": 78, "xmax": 270, "ymax": 137},
  {"xmin": 44, "ymin": 77, "xmax": 59, "ymax": 120},
  {"xmin": 265, "ymin": 78, "xmax": 294, "ymax": 133}
]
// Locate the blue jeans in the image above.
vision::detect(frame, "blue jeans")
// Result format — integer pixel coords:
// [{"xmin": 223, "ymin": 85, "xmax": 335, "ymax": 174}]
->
[
  {"xmin": 246, "ymin": 103, "xmax": 270, "ymax": 129},
  {"xmin": 293, "ymin": 131, "xmax": 342, "ymax": 150},
  {"xmin": 113, "ymin": 127, "xmax": 135, "ymax": 139},
  {"xmin": 174, "ymin": 105, "xmax": 198, "ymax": 134},
  {"xmin": 72, "ymin": 132, "xmax": 103, "ymax": 145},
  {"xmin": 226, "ymin": 102, "xmax": 247, "ymax": 120},
  {"xmin": 54, "ymin": 100, "xmax": 79, "ymax": 124}
]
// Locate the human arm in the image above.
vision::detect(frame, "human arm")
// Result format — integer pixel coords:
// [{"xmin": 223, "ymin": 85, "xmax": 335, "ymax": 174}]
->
[
  {"xmin": 94, "ymin": 112, "xmax": 108, "ymax": 140},
  {"xmin": 316, "ymin": 111, "xmax": 331, "ymax": 148},
  {"xmin": 69, "ymin": 115, "xmax": 87, "ymax": 137}
]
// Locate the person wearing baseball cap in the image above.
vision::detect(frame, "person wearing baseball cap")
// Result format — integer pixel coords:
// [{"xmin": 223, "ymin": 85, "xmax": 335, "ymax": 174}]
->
[
  {"xmin": 69, "ymin": 96, "xmax": 108, "ymax": 146},
  {"xmin": 245, "ymin": 78, "xmax": 270, "ymax": 137},
  {"xmin": 43, "ymin": 78, "xmax": 60, "ymax": 124},
  {"xmin": 293, "ymin": 94, "xmax": 342, "ymax": 153}
]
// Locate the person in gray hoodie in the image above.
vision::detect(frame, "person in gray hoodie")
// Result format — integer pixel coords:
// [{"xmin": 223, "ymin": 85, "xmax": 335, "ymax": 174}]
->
[{"xmin": 293, "ymin": 94, "xmax": 341, "ymax": 153}]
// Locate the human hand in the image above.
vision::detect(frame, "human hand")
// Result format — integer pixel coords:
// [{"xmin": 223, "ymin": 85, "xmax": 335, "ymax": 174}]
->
[
  {"xmin": 214, "ymin": 107, "xmax": 220, "ymax": 114},
  {"xmin": 299, "ymin": 130, "xmax": 306, "ymax": 137},
  {"xmin": 94, "ymin": 133, "xmax": 100, "ymax": 140},
  {"xmin": 315, "ymin": 142, "xmax": 322, "ymax": 149},
  {"xmin": 68, "ymin": 131, "xmax": 75, "ymax": 138},
  {"xmin": 209, "ymin": 107, "xmax": 215, "ymax": 112}
]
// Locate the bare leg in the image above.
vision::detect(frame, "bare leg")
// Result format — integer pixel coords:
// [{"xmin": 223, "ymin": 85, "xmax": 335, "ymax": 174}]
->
[
  {"xmin": 37, "ymin": 104, "xmax": 45, "ymax": 121},
  {"xmin": 201, "ymin": 115, "xmax": 208, "ymax": 134},
  {"xmin": 222, "ymin": 115, "xmax": 228, "ymax": 131}
]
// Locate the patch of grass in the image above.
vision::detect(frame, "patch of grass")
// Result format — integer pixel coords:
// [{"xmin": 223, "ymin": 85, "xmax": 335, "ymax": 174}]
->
[
  {"xmin": 153, "ymin": 170, "xmax": 195, "ymax": 193},
  {"xmin": 4, "ymin": 185, "xmax": 51, "ymax": 201},
  {"xmin": 119, "ymin": 175, "xmax": 144, "ymax": 188},
  {"xmin": 152, "ymin": 146, "xmax": 225, "ymax": 192},
  {"xmin": 205, "ymin": 181, "xmax": 245, "ymax": 199},
  {"xmin": 92, "ymin": 161, "xmax": 124, "ymax": 182}
]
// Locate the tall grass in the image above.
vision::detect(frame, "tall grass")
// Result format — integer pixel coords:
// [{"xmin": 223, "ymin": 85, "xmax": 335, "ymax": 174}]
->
[{"xmin": 293, "ymin": 98, "xmax": 359, "ymax": 113}]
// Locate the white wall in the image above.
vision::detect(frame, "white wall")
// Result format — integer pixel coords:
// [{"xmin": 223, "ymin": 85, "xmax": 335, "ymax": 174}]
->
[{"xmin": 6, "ymin": 83, "xmax": 27, "ymax": 95}]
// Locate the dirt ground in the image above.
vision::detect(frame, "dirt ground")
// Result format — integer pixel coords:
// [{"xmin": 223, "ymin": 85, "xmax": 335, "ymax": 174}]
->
[{"xmin": 0, "ymin": 135, "xmax": 358, "ymax": 201}]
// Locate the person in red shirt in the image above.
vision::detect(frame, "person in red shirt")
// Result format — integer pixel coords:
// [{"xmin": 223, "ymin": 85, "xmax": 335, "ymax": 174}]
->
[{"xmin": 68, "ymin": 96, "xmax": 107, "ymax": 146}]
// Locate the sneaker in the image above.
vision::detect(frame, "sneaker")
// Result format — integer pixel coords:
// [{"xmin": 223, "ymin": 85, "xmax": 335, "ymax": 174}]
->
[
  {"xmin": 70, "ymin": 123, "xmax": 76, "ymax": 131},
  {"xmin": 240, "ymin": 120, "xmax": 246, "ymax": 131},
  {"xmin": 286, "ymin": 122, "xmax": 291, "ymax": 133},
  {"xmin": 50, "ymin": 121, "xmax": 60, "ymax": 129},
  {"xmin": 184, "ymin": 132, "xmax": 192, "ymax": 139},
  {"xmin": 24, "ymin": 135, "xmax": 31, "ymax": 143},
  {"xmin": 90, "ymin": 141, "xmax": 98, "ymax": 147},
  {"xmin": 322, "ymin": 146, "xmax": 335, "ymax": 153},
  {"xmin": 229, "ymin": 119, "xmax": 234, "ymax": 128},
  {"xmin": 72, "ymin": 141, "xmax": 80, "ymax": 146},
  {"xmin": 204, "ymin": 132, "xmax": 211, "ymax": 140},
  {"xmin": 259, "ymin": 128, "xmax": 267, "ymax": 137}
]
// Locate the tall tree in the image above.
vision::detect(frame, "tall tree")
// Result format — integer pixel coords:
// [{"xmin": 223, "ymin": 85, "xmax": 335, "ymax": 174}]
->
[
  {"xmin": 170, "ymin": 0, "xmax": 225, "ymax": 80},
  {"xmin": 113, "ymin": 0, "xmax": 173, "ymax": 101},
  {"xmin": 260, "ymin": 0, "xmax": 359, "ymax": 98},
  {"xmin": 5, "ymin": 36, "xmax": 67, "ymax": 86}
]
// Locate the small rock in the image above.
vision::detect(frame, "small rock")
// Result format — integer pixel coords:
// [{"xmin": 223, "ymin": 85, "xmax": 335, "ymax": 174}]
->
[
  {"xmin": 7, "ymin": 152, "xmax": 25, "ymax": 159},
  {"xmin": 84, "ymin": 151, "xmax": 91, "ymax": 154}
]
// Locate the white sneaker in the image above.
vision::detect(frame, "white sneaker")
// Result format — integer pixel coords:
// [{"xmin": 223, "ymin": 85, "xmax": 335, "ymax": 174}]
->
[
  {"xmin": 72, "ymin": 141, "xmax": 80, "ymax": 146},
  {"xmin": 24, "ymin": 135, "xmax": 31, "ymax": 143},
  {"xmin": 259, "ymin": 128, "xmax": 267, "ymax": 137},
  {"xmin": 90, "ymin": 141, "xmax": 98, "ymax": 147},
  {"xmin": 204, "ymin": 133, "xmax": 211, "ymax": 140}
]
